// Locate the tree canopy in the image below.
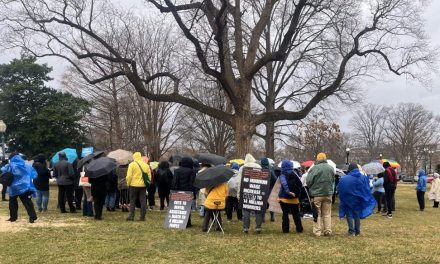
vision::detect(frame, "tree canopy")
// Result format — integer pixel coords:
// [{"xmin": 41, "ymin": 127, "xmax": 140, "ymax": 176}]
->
[{"xmin": 0, "ymin": 56, "xmax": 91, "ymax": 157}]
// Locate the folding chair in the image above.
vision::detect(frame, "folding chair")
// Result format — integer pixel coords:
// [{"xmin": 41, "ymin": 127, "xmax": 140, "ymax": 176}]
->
[{"xmin": 207, "ymin": 201, "xmax": 224, "ymax": 234}]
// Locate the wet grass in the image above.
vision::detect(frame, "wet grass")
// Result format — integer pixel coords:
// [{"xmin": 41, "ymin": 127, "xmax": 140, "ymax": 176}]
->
[{"xmin": 0, "ymin": 184, "xmax": 437, "ymax": 264}]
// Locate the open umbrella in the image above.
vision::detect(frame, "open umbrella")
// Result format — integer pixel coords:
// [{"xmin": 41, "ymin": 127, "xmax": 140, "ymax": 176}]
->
[
  {"xmin": 267, "ymin": 158, "xmax": 275, "ymax": 165},
  {"xmin": 51, "ymin": 148, "xmax": 78, "ymax": 165},
  {"xmin": 362, "ymin": 162, "xmax": 385, "ymax": 175},
  {"xmin": 150, "ymin": 161, "xmax": 159, "ymax": 170},
  {"xmin": 77, "ymin": 151, "xmax": 105, "ymax": 169},
  {"xmin": 107, "ymin": 149, "xmax": 133, "ymax": 165},
  {"xmin": 335, "ymin": 168, "xmax": 345, "ymax": 177},
  {"xmin": 229, "ymin": 159, "xmax": 245, "ymax": 166},
  {"xmin": 195, "ymin": 153, "xmax": 227, "ymax": 166},
  {"xmin": 85, "ymin": 157, "xmax": 118, "ymax": 178},
  {"xmin": 194, "ymin": 166, "xmax": 235, "ymax": 189},
  {"xmin": 379, "ymin": 159, "xmax": 400, "ymax": 168},
  {"xmin": 301, "ymin": 160, "xmax": 314, "ymax": 168}
]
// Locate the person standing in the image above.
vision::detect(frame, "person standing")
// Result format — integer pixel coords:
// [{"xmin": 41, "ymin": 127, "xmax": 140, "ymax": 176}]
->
[
  {"xmin": 278, "ymin": 160, "xmax": 303, "ymax": 234},
  {"xmin": 237, "ymin": 154, "xmax": 264, "ymax": 234},
  {"xmin": 32, "ymin": 154, "xmax": 51, "ymax": 212},
  {"xmin": 226, "ymin": 162, "xmax": 242, "ymax": 221},
  {"xmin": 171, "ymin": 157, "xmax": 196, "ymax": 227},
  {"xmin": 382, "ymin": 162, "xmax": 397, "ymax": 218},
  {"xmin": 72, "ymin": 159, "xmax": 83, "ymax": 211},
  {"xmin": 429, "ymin": 174, "xmax": 440, "ymax": 208},
  {"xmin": 126, "ymin": 152, "xmax": 151, "ymax": 221},
  {"xmin": 1, "ymin": 158, "xmax": 8, "ymax": 201},
  {"xmin": 117, "ymin": 164, "xmax": 129, "ymax": 212},
  {"xmin": 53, "ymin": 152, "xmax": 76, "ymax": 213},
  {"xmin": 156, "ymin": 161, "xmax": 173, "ymax": 211},
  {"xmin": 1, "ymin": 153, "xmax": 38, "ymax": 223},
  {"xmin": 261, "ymin": 158, "xmax": 277, "ymax": 222},
  {"xmin": 372, "ymin": 174, "xmax": 385, "ymax": 213},
  {"xmin": 105, "ymin": 169, "xmax": 118, "ymax": 212},
  {"xmin": 416, "ymin": 169, "xmax": 427, "ymax": 211},
  {"xmin": 306, "ymin": 152, "xmax": 335, "ymax": 237},
  {"xmin": 338, "ymin": 163, "xmax": 376, "ymax": 236},
  {"xmin": 88, "ymin": 172, "xmax": 112, "ymax": 220}
]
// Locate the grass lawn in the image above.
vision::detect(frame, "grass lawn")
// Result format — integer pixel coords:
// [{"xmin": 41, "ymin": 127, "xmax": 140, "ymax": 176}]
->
[{"xmin": 0, "ymin": 183, "xmax": 438, "ymax": 264}]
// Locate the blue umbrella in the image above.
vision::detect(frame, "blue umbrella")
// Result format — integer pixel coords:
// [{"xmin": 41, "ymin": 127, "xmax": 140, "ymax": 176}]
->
[{"xmin": 51, "ymin": 148, "xmax": 78, "ymax": 165}]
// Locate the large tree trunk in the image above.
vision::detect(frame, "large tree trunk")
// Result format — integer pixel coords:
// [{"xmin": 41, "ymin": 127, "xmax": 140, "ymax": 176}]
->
[
  {"xmin": 265, "ymin": 121, "xmax": 275, "ymax": 158},
  {"xmin": 233, "ymin": 81, "xmax": 255, "ymax": 158}
]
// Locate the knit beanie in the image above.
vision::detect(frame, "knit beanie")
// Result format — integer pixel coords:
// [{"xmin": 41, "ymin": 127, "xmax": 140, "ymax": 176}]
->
[{"xmin": 316, "ymin": 152, "xmax": 327, "ymax": 161}]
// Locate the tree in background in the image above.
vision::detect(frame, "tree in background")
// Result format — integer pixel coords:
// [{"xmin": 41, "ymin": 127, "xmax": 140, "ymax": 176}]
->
[{"xmin": 0, "ymin": 56, "xmax": 90, "ymax": 157}]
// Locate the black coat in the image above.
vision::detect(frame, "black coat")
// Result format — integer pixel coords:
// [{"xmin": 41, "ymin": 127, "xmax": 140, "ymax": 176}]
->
[
  {"xmin": 32, "ymin": 161, "xmax": 51, "ymax": 191},
  {"xmin": 53, "ymin": 159, "xmax": 74, "ymax": 186},
  {"xmin": 156, "ymin": 168, "xmax": 173, "ymax": 189},
  {"xmin": 89, "ymin": 175, "xmax": 108, "ymax": 198},
  {"xmin": 105, "ymin": 172, "xmax": 118, "ymax": 193},
  {"xmin": 172, "ymin": 157, "xmax": 196, "ymax": 192}
]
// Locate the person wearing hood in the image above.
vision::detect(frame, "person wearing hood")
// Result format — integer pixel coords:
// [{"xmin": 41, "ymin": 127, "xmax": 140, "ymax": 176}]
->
[
  {"xmin": 278, "ymin": 160, "xmax": 304, "ymax": 233},
  {"xmin": 306, "ymin": 152, "xmax": 335, "ymax": 237},
  {"xmin": 430, "ymin": 174, "xmax": 440, "ymax": 207},
  {"xmin": 416, "ymin": 169, "xmax": 427, "ymax": 211},
  {"xmin": 237, "ymin": 154, "xmax": 264, "ymax": 234},
  {"xmin": 53, "ymin": 151, "xmax": 76, "ymax": 213},
  {"xmin": 338, "ymin": 163, "xmax": 376, "ymax": 236},
  {"xmin": 381, "ymin": 161, "xmax": 397, "ymax": 218},
  {"xmin": 32, "ymin": 154, "xmax": 51, "ymax": 212},
  {"xmin": 226, "ymin": 162, "xmax": 242, "ymax": 221},
  {"xmin": 261, "ymin": 157, "xmax": 277, "ymax": 222},
  {"xmin": 156, "ymin": 161, "xmax": 173, "ymax": 210},
  {"xmin": 1, "ymin": 153, "xmax": 38, "ymax": 223},
  {"xmin": 126, "ymin": 152, "xmax": 151, "ymax": 221},
  {"xmin": 171, "ymin": 156, "xmax": 196, "ymax": 227}
]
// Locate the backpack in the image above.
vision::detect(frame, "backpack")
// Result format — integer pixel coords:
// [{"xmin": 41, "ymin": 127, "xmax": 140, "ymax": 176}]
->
[
  {"xmin": 135, "ymin": 161, "xmax": 150, "ymax": 188},
  {"xmin": 386, "ymin": 167, "xmax": 398, "ymax": 184}
]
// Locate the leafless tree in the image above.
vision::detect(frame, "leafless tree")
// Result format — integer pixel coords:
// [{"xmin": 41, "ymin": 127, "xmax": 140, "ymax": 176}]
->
[
  {"xmin": 0, "ymin": 0, "xmax": 435, "ymax": 157},
  {"xmin": 350, "ymin": 104, "xmax": 388, "ymax": 161},
  {"xmin": 384, "ymin": 103, "xmax": 440, "ymax": 176}
]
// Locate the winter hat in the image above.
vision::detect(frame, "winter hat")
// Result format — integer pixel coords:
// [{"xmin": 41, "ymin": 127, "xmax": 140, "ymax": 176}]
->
[
  {"xmin": 316, "ymin": 152, "xmax": 327, "ymax": 161},
  {"xmin": 281, "ymin": 159, "xmax": 293, "ymax": 174},
  {"xmin": 230, "ymin": 162, "xmax": 239, "ymax": 170},
  {"xmin": 260, "ymin": 157, "xmax": 269, "ymax": 168},
  {"xmin": 383, "ymin": 161, "xmax": 391, "ymax": 169},
  {"xmin": 347, "ymin": 163, "xmax": 358, "ymax": 173}
]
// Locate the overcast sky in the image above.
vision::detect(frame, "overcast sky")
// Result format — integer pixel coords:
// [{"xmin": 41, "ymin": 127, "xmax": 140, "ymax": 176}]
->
[{"xmin": 1, "ymin": 1, "xmax": 439, "ymax": 132}]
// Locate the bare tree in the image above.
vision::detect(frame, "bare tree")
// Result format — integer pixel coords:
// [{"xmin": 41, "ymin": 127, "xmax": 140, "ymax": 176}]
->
[
  {"xmin": 384, "ymin": 103, "xmax": 440, "ymax": 176},
  {"xmin": 0, "ymin": 0, "xmax": 435, "ymax": 157},
  {"xmin": 350, "ymin": 104, "xmax": 388, "ymax": 161}
]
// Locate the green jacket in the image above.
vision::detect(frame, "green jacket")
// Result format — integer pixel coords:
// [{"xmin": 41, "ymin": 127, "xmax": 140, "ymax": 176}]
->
[{"xmin": 306, "ymin": 160, "xmax": 335, "ymax": 197}]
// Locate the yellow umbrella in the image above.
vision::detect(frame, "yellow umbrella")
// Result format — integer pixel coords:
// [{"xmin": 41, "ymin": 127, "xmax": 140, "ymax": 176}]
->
[{"xmin": 229, "ymin": 159, "xmax": 245, "ymax": 166}]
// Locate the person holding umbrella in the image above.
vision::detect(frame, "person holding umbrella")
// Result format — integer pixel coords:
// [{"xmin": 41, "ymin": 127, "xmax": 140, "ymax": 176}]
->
[
  {"xmin": 126, "ymin": 152, "xmax": 151, "ymax": 221},
  {"xmin": 53, "ymin": 152, "xmax": 76, "ymax": 213}
]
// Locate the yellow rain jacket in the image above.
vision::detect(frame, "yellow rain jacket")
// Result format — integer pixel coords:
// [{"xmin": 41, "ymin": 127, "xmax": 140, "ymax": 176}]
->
[
  {"xmin": 204, "ymin": 182, "xmax": 228, "ymax": 210},
  {"xmin": 126, "ymin": 152, "xmax": 151, "ymax": 187}
]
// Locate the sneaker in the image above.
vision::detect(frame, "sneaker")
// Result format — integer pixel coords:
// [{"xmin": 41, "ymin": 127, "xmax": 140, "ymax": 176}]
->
[
  {"xmin": 243, "ymin": 229, "xmax": 249, "ymax": 234},
  {"xmin": 387, "ymin": 214, "xmax": 393, "ymax": 219},
  {"xmin": 256, "ymin": 228, "xmax": 262, "ymax": 234}
]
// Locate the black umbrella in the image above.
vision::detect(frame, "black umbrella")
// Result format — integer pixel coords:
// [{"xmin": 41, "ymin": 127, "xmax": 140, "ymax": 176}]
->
[
  {"xmin": 195, "ymin": 153, "xmax": 227, "ymax": 166},
  {"xmin": 194, "ymin": 166, "xmax": 235, "ymax": 189},
  {"xmin": 77, "ymin": 151, "xmax": 105, "ymax": 169},
  {"xmin": 85, "ymin": 157, "xmax": 118, "ymax": 178}
]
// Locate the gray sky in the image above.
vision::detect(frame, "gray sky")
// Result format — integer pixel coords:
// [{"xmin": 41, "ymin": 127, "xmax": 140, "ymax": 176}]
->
[{"xmin": 1, "ymin": 1, "xmax": 439, "ymax": 132}]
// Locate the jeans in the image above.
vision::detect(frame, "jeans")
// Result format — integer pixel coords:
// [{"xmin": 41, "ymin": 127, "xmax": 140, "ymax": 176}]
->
[
  {"xmin": 226, "ymin": 196, "xmax": 242, "ymax": 220},
  {"xmin": 385, "ymin": 188, "xmax": 396, "ymax": 215},
  {"xmin": 373, "ymin": 191, "xmax": 384, "ymax": 212},
  {"xmin": 82, "ymin": 197, "xmax": 94, "ymax": 217},
  {"xmin": 347, "ymin": 214, "xmax": 361, "ymax": 235},
  {"xmin": 199, "ymin": 205, "xmax": 205, "ymax": 217},
  {"xmin": 128, "ymin": 187, "xmax": 147, "ymax": 220},
  {"xmin": 280, "ymin": 202, "xmax": 303, "ymax": 233},
  {"xmin": 105, "ymin": 192, "xmax": 117, "ymax": 209},
  {"xmin": 36, "ymin": 190, "xmax": 49, "ymax": 211},
  {"xmin": 242, "ymin": 210, "xmax": 263, "ymax": 230},
  {"xmin": 312, "ymin": 196, "xmax": 332, "ymax": 236},
  {"xmin": 416, "ymin": 191, "xmax": 425, "ymax": 211}
]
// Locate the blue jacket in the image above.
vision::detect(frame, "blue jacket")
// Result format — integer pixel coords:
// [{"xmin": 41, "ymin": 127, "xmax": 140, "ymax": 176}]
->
[
  {"xmin": 1, "ymin": 155, "xmax": 37, "ymax": 197},
  {"xmin": 338, "ymin": 168, "xmax": 376, "ymax": 219},
  {"xmin": 278, "ymin": 160, "xmax": 302, "ymax": 199},
  {"xmin": 371, "ymin": 177, "xmax": 385, "ymax": 193},
  {"xmin": 416, "ymin": 170, "xmax": 427, "ymax": 192}
]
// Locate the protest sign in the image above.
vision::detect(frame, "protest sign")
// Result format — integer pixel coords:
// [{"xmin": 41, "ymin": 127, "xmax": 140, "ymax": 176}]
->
[
  {"xmin": 239, "ymin": 167, "xmax": 270, "ymax": 213},
  {"xmin": 164, "ymin": 191, "xmax": 193, "ymax": 229},
  {"xmin": 81, "ymin": 147, "xmax": 94, "ymax": 158}
]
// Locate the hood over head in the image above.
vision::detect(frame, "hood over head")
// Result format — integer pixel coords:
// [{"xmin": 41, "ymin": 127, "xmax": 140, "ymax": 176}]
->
[
  {"xmin": 180, "ymin": 157, "xmax": 194, "ymax": 168},
  {"xmin": 230, "ymin": 162, "xmax": 239, "ymax": 170},
  {"xmin": 133, "ymin": 152, "xmax": 142, "ymax": 161},
  {"xmin": 58, "ymin": 152, "xmax": 67, "ymax": 160},
  {"xmin": 418, "ymin": 169, "xmax": 426, "ymax": 178},
  {"xmin": 347, "ymin": 163, "xmax": 358, "ymax": 173},
  {"xmin": 281, "ymin": 160, "xmax": 293, "ymax": 174},
  {"xmin": 260, "ymin": 157, "xmax": 270, "ymax": 168},
  {"xmin": 244, "ymin": 154, "xmax": 256, "ymax": 164}
]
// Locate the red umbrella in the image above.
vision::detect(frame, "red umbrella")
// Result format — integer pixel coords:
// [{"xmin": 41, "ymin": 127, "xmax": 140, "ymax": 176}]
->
[{"xmin": 301, "ymin": 160, "xmax": 315, "ymax": 168}]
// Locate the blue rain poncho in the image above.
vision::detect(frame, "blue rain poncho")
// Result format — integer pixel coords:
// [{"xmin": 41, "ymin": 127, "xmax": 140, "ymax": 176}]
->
[
  {"xmin": 338, "ymin": 168, "xmax": 376, "ymax": 219},
  {"xmin": 1, "ymin": 155, "xmax": 37, "ymax": 197}
]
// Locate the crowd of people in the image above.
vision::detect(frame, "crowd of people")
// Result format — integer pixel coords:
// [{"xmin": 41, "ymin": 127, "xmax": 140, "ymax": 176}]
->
[{"xmin": 1, "ymin": 150, "xmax": 440, "ymax": 237}]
